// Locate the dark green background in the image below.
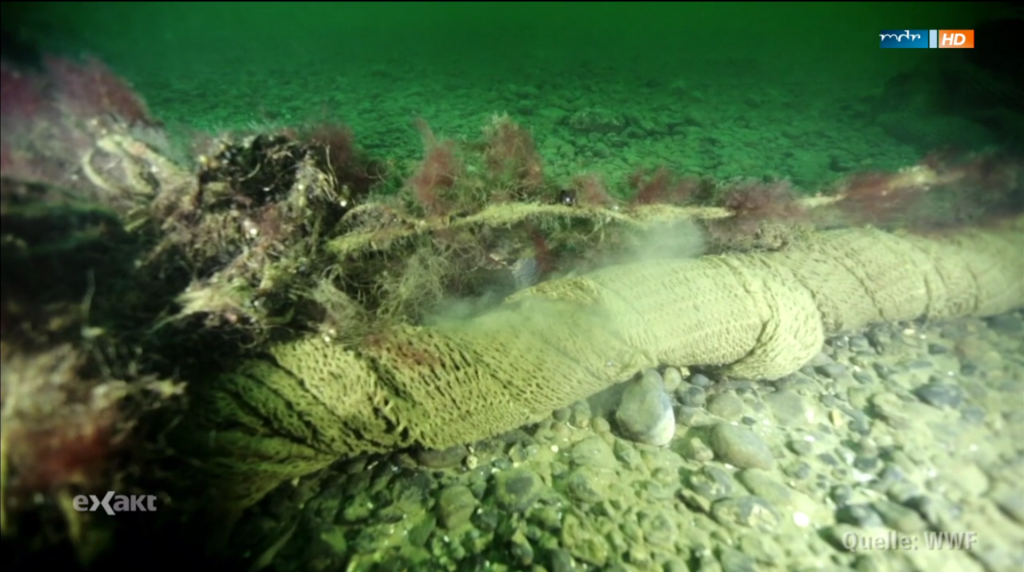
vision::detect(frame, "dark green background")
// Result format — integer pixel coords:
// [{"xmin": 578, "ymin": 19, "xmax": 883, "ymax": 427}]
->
[
  {"xmin": 3, "ymin": 2, "xmax": 1006, "ymax": 75},
  {"xmin": 2, "ymin": 2, "xmax": 1015, "ymax": 189}
]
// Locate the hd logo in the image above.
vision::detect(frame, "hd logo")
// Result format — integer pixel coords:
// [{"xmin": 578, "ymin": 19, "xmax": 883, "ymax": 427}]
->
[{"xmin": 879, "ymin": 29, "xmax": 974, "ymax": 49}]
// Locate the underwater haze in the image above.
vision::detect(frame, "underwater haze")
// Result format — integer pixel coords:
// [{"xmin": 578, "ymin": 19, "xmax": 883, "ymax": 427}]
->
[
  {"xmin": 2, "ymin": 2, "xmax": 1023, "ymax": 572},
  {"xmin": 3, "ymin": 2, "xmax": 1014, "ymax": 186}
]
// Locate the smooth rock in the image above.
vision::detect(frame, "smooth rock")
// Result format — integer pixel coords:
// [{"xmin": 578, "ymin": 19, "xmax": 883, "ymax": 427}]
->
[
  {"xmin": 677, "ymin": 383, "xmax": 707, "ymax": 407},
  {"xmin": 615, "ymin": 369, "xmax": 675, "ymax": 446},
  {"xmin": 662, "ymin": 367, "xmax": 684, "ymax": 393},
  {"xmin": 765, "ymin": 390, "xmax": 811, "ymax": 426},
  {"xmin": 565, "ymin": 468, "xmax": 605, "ymax": 505},
  {"xmin": 708, "ymin": 393, "xmax": 745, "ymax": 421},
  {"xmin": 571, "ymin": 436, "xmax": 618, "ymax": 469},
  {"xmin": 436, "ymin": 485, "xmax": 478, "ymax": 530},
  {"xmin": 815, "ymin": 363, "xmax": 848, "ymax": 379},
  {"xmin": 711, "ymin": 496, "xmax": 780, "ymax": 532},
  {"xmin": 987, "ymin": 313, "xmax": 1023, "ymax": 335},
  {"xmin": 912, "ymin": 382, "xmax": 965, "ymax": 409},
  {"xmin": 872, "ymin": 499, "xmax": 928, "ymax": 533},
  {"xmin": 709, "ymin": 423, "xmax": 776, "ymax": 470},
  {"xmin": 494, "ymin": 468, "xmax": 543, "ymax": 512},
  {"xmin": 836, "ymin": 504, "xmax": 884, "ymax": 527},
  {"xmin": 719, "ymin": 547, "xmax": 758, "ymax": 572},
  {"xmin": 685, "ymin": 465, "xmax": 737, "ymax": 502},
  {"xmin": 689, "ymin": 373, "xmax": 713, "ymax": 387},
  {"xmin": 415, "ymin": 444, "xmax": 469, "ymax": 469}
]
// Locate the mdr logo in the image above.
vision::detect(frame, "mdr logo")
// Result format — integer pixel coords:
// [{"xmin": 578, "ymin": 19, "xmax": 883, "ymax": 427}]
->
[{"xmin": 879, "ymin": 29, "xmax": 975, "ymax": 49}]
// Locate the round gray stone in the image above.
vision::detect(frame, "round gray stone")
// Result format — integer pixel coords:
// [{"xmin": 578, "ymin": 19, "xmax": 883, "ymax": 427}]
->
[
  {"xmin": 708, "ymin": 423, "xmax": 776, "ymax": 470},
  {"xmin": 615, "ymin": 369, "xmax": 675, "ymax": 446},
  {"xmin": 494, "ymin": 468, "xmax": 543, "ymax": 512},
  {"xmin": 436, "ymin": 484, "xmax": 478, "ymax": 530}
]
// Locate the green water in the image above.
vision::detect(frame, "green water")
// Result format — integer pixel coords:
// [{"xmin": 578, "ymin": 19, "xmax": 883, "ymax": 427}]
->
[
  {"xmin": 3, "ymin": 4, "xmax": 1023, "ymax": 571},
  {"xmin": 4, "ymin": 2, "xmax": 1011, "ymax": 189}
]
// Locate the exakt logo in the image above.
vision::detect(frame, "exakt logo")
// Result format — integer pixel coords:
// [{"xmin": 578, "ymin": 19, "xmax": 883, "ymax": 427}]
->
[
  {"xmin": 880, "ymin": 29, "xmax": 974, "ymax": 49},
  {"xmin": 72, "ymin": 492, "xmax": 158, "ymax": 515}
]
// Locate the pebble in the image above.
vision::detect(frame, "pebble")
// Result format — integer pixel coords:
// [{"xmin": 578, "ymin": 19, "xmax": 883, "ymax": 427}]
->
[
  {"xmin": 853, "ymin": 456, "xmax": 879, "ymax": 472},
  {"xmin": 986, "ymin": 313, "xmax": 1023, "ymax": 334},
  {"xmin": 737, "ymin": 469, "xmax": 793, "ymax": 510},
  {"xmin": 549, "ymin": 549, "xmax": 575, "ymax": 572},
  {"xmin": 719, "ymin": 547, "xmax": 758, "ymax": 572},
  {"xmin": 905, "ymin": 358, "xmax": 933, "ymax": 370},
  {"xmin": 508, "ymin": 442, "xmax": 537, "ymax": 464},
  {"xmin": 685, "ymin": 465, "xmax": 737, "ymax": 501},
  {"xmin": 872, "ymin": 499, "xmax": 928, "ymax": 533},
  {"xmin": 509, "ymin": 529, "xmax": 534, "ymax": 567},
  {"xmin": 560, "ymin": 513, "xmax": 609, "ymax": 566},
  {"xmin": 436, "ymin": 485, "xmax": 478, "ymax": 530},
  {"xmin": 817, "ymin": 452, "xmax": 838, "ymax": 467},
  {"xmin": 764, "ymin": 390, "xmax": 810, "ymax": 426},
  {"xmin": 566, "ymin": 468, "xmax": 604, "ymax": 505},
  {"xmin": 839, "ymin": 406, "xmax": 872, "ymax": 435},
  {"xmin": 955, "ymin": 338, "xmax": 1003, "ymax": 370},
  {"xmin": 827, "ymin": 337, "xmax": 848, "ymax": 352},
  {"xmin": 739, "ymin": 533, "xmax": 786, "ymax": 565},
  {"xmin": 615, "ymin": 369, "xmax": 675, "ymax": 446},
  {"xmin": 708, "ymin": 393, "xmax": 745, "ymax": 420},
  {"xmin": 773, "ymin": 372, "xmax": 816, "ymax": 392},
  {"xmin": 927, "ymin": 342, "xmax": 949, "ymax": 355},
  {"xmin": 676, "ymin": 406, "xmax": 700, "ymax": 426},
  {"xmin": 529, "ymin": 505, "xmax": 562, "ymax": 531},
  {"xmin": 886, "ymin": 481, "xmax": 920, "ymax": 504},
  {"xmin": 830, "ymin": 484, "xmax": 853, "ymax": 506},
  {"xmin": 571, "ymin": 400, "xmax": 591, "ymax": 427},
  {"xmin": 414, "ymin": 445, "xmax": 469, "ymax": 469},
  {"xmin": 912, "ymin": 382, "xmax": 964, "ymax": 409},
  {"xmin": 876, "ymin": 465, "xmax": 904, "ymax": 485},
  {"xmin": 904, "ymin": 495, "xmax": 954, "ymax": 529},
  {"xmin": 849, "ymin": 335, "xmax": 873, "ymax": 353},
  {"xmin": 678, "ymin": 436, "xmax": 715, "ymax": 463},
  {"xmin": 708, "ymin": 423, "xmax": 776, "ymax": 470},
  {"xmin": 786, "ymin": 439, "xmax": 812, "ymax": 456},
  {"xmin": 871, "ymin": 362, "xmax": 894, "ymax": 380},
  {"xmin": 869, "ymin": 392, "xmax": 913, "ymax": 430},
  {"xmin": 835, "ymin": 504, "xmax": 885, "ymax": 527},
  {"xmin": 228, "ymin": 310, "xmax": 1024, "ymax": 572},
  {"xmin": 570, "ymin": 436, "xmax": 617, "ymax": 469},
  {"xmin": 662, "ymin": 366, "xmax": 684, "ymax": 393},
  {"xmin": 991, "ymin": 482, "xmax": 1024, "ymax": 524},
  {"xmin": 784, "ymin": 461, "xmax": 812, "ymax": 480},
  {"xmin": 638, "ymin": 509, "xmax": 677, "ymax": 547},
  {"xmin": 711, "ymin": 496, "xmax": 781, "ymax": 532},
  {"xmin": 612, "ymin": 439, "xmax": 644, "ymax": 471},
  {"xmin": 676, "ymin": 383, "xmax": 706, "ymax": 407},
  {"xmin": 689, "ymin": 373, "xmax": 713, "ymax": 387},
  {"xmin": 852, "ymin": 371, "xmax": 873, "ymax": 385},
  {"xmin": 494, "ymin": 468, "xmax": 543, "ymax": 512},
  {"xmin": 809, "ymin": 352, "xmax": 835, "ymax": 366},
  {"xmin": 815, "ymin": 363, "xmax": 848, "ymax": 379}
]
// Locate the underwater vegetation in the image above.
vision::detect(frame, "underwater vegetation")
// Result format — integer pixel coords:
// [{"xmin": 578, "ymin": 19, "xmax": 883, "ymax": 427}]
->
[{"xmin": 1, "ymin": 52, "xmax": 1022, "ymax": 569}]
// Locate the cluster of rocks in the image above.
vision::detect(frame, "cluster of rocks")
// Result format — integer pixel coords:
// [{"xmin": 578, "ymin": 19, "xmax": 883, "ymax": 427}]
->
[{"xmin": 230, "ymin": 311, "xmax": 1024, "ymax": 572}]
